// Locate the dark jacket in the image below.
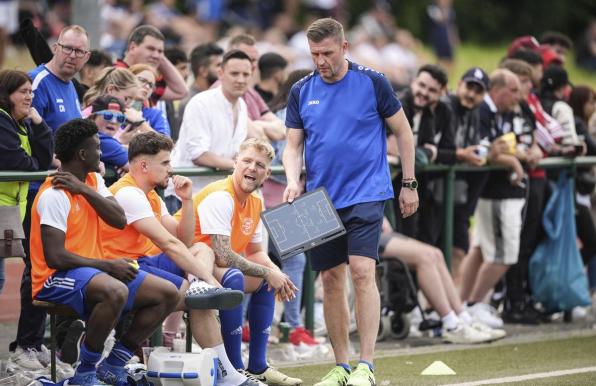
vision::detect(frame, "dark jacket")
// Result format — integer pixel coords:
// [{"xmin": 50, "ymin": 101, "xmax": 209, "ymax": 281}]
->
[
  {"xmin": 0, "ymin": 110, "xmax": 53, "ymax": 172},
  {"xmin": 399, "ymin": 89, "xmax": 457, "ymax": 165}
]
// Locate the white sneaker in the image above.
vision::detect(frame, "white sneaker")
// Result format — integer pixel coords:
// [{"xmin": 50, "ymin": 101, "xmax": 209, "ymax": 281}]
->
[
  {"xmin": 470, "ymin": 322, "xmax": 506, "ymax": 340},
  {"xmin": 185, "ymin": 279, "xmax": 244, "ymax": 310},
  {"xmin": 442, "ymin": 323, "xmax": 492, "ymax": 344},
  {"xmin": 9, "ymin": 347, "xmax": 45, "ymax": 371},
  {"xmin": 572, "ymin": 306, "xmax": 589, "ymax": 319},
  {"xmin": 38, "ymin": 345, "xmax": 75, "ymax": 377},
  {"xmin": 467, "ymin": 303, "xmax": 504, "ymax": 328}
]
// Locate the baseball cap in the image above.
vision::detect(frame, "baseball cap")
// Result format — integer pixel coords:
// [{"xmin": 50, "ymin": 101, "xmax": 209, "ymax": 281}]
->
[
  {"xmin": 91, "ymin": 95, "xmax": 126, "ymax": 114},
  {"xmin": 507, "ymin": 35, "xmax": 541, "ymax": 57},
  {"xmin": 538, "ymin": 46, "xmax": 564, "ymax": 68},
  {"xmin": 541, "ymin": 65, "xmax": 570, "ymax": 90},
  {"xmin": 461, "ymin": 67, "xmax": 490, "ymax": 91}
]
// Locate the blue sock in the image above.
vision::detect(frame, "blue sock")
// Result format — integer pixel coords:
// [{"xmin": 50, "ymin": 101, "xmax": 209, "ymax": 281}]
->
[
  {"xmin": 246, "ymin": 281, "xmax": 274, "ymax": 374},
  {"xmin": 219, "ymin": 269, "xmax": 245, "ymax": 369},
  {"xmin": 359, "ymin": 360, "xmax": 374, "ymax": 372},
  {"xmin": 76, "ymin": 342, "xmax": 102, "ymax": 374},
  {"xmin": 105, "ymin": 341, "xmax": 133, "ymax": 367},
  {"xmin": 337, "ymin": 363, "xmax": 351, "ymax": 373}
]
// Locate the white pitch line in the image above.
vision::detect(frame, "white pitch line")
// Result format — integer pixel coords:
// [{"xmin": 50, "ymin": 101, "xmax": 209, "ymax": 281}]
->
[{"xmin": 441, "ymin": 366, "xmax": 596, "ymax": 386}]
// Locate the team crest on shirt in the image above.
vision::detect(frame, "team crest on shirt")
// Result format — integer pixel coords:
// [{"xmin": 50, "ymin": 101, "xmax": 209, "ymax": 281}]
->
[{"xmin": 241, "ymin": 217, "xmax": 254, "ymax": 235}]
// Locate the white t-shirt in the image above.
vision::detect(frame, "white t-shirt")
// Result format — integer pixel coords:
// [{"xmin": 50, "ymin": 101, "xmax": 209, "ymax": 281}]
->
[
  {"xmin": 112, "ymin": 186, "xmax": 170, "ymax": 225},
  {"xmin": 197, "ymin": 191, "xmax": 262, "ymax": 243},
  {"xmin": 37, "ymin": 173, "xmax": 112, "ymax": 232}
]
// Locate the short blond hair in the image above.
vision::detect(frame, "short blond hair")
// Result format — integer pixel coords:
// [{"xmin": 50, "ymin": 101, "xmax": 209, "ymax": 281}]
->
[
  {"xmin": 239, "ymin": 138, "xmax": 275, "ymax": 162},
  {"xmin": 58, "ymin": 25, "xmax": 89, "ymax": 45}
]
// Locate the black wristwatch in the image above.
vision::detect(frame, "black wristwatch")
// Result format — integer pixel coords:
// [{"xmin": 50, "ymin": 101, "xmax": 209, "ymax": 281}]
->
[{"xmin": 402, "ymin": 179, "xmax": 418, "ymax": 190}]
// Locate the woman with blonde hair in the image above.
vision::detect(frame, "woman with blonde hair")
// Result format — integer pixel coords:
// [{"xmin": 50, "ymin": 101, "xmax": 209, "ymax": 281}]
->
[
  {"xmin": 128, "ymin": 63, "xmax": 171, "ymax": 137},
  {"xmin": 83, "ymin": 66, "xmax": 154, "ymax": 145},
  {"xmin": 82, "ymin": 66, "xmax": 139, "ymax": 108}
]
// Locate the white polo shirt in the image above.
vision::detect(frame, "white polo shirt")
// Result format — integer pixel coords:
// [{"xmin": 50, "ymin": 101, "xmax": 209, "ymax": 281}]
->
[{"xmin": 168, "ymin": 86, "xmax": 248, "ymax": 195}]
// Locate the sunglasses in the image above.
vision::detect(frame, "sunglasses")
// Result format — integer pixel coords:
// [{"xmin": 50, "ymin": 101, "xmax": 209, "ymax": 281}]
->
[{"xmin": 95, "ymin": 110, "xmax": 127, "ymax": 124}]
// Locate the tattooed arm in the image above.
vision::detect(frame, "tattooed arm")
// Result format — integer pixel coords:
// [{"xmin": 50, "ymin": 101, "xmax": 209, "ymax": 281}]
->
[
  {"xmin": 211, "ymin": 234, "xmax": 297, "ymax": 299},
  {"xmin": 211, "ymin": 234, "xmax": 270, "ymax": 278}
]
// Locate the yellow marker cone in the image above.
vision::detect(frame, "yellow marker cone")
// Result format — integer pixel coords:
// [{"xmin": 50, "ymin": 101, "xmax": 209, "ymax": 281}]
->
[{"xmin": 420, "ymin": 361, "xmax": 456, "ymax": 375}]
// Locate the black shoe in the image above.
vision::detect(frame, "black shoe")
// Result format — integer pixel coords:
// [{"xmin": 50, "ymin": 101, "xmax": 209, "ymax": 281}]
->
[
  {"xmin": 59, "ymin": 319, "xmax": 85, "ymax": 365},
  {"xmin": 502, "ymin": 304, "xmax": 540, "ymax": 325}
]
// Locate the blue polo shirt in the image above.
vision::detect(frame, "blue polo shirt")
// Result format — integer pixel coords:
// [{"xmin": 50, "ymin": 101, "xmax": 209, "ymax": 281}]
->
[
  {"xmin": 29, "ymin": 64, "xmax": 81, "ymax": 132},
  {"xmin": 285, "ymin": 61, "xmax": 401, "ymax": 209}
]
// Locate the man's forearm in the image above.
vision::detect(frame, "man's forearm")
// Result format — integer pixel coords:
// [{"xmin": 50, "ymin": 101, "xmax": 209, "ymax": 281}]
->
[
  {"xmin": 82, "ymin": 189, "xmax": 126, "ymax": 229},
  {"xmin": 396, "ymin": 128, "xmax": 416, "ymax": 179},
  {"xmin": 212, "ymin": 234, "xmax": 269, "ymax": 278},
  {"xmin": 160, "ymin": 58, "xmax": 188, "ymax": 100},
  {"xmin": 193, "ymin": 151, "xmax": 235, "ymax": 170},
  {"xmin": 177, "ymin": 198, "xmax": 195, "ymax": 247},
  {"xmin": 162, "ymin": 238, "xmax": 214, "ymax": 280},
  {"xmin": 282, "ymin": 144, "xmax": 303, "ymax": 184},
  {"xmin": 257, "ymin": 119, "xmax": 285, "ymax": 141}
]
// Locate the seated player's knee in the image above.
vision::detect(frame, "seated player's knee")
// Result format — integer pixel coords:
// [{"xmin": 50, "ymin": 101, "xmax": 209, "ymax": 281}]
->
[
  {"xmin": 161, "ymin": 282, "xmax": 182, "ymax": 311},
  {"xmin": 191, "ymin": 242, "xmax": 213, "ymax": 258},
  {"xmin": 221, "ymin": 268, "xmax": 244, "ymax": 291},
  {"xmin": 102, "ymin": 280, "xmax": 129, "ymax": 309}
]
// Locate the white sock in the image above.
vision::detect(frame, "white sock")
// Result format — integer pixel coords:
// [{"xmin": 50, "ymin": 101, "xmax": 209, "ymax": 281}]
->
[
  {"xmin": 213, "ymin": 344, "xmax": 246, "ymax": 386},
  {"xmin": 441, "ymin": 311, "xmax": 460, "ymax": 331},
  {"xmin": 458, "ymin": 310, "xmax": 473, "ymax": 325}
]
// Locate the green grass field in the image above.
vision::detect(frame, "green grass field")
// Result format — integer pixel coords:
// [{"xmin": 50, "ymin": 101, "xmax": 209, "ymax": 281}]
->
[{"xmin": 279, "ymin": 333, "xmax": 596, "ymax": 385}]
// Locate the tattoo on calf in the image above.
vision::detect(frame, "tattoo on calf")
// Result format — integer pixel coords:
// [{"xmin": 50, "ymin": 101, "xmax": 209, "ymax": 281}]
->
[{"xmin": 211, "ymin": 234, "xmax": 268, "ymax": 278}]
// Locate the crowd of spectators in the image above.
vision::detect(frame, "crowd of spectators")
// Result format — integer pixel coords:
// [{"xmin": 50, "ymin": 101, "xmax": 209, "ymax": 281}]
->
[{"xmin": 0, "ymin": 1, "xmax": 595, "ymax": 386}]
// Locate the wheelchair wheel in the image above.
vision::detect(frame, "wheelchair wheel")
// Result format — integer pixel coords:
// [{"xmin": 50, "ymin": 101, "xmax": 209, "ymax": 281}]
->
[
  {"xmin": 390, "ymin": 312, "xmax": 410, "ymax": 340},
  {"xmin": 377, "ymin": 315, "xmax": 391, "ymax": 342}
]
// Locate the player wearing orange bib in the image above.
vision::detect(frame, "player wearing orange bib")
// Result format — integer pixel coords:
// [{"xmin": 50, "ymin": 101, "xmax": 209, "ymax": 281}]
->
[
  {"xmin": 180, "ymin": 138, "xmax": 300, "ymax": 386},
  {"xmin": 101, "ymin": 132, "xmax": 258, "ymax": 386},
  {"xmin": 30, "ymin": 119, "xmax": 179, "ymax": 386}
]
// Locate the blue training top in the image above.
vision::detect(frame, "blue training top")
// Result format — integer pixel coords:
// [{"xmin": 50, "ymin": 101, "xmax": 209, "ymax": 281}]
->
[
  {"xmin": 142, "ymin": 107, "xmax": 171, "ymax": 137},
  {"xmin": 99, "ymin": 132, "xmax": 128, "ymax": 168},
  {"xmin": 29, "ymin": 64, "xmax": 81, "ymax": 132},
  {"xmin": 285, "ymin": 61, "xmax": 401, "ymax": 209}
]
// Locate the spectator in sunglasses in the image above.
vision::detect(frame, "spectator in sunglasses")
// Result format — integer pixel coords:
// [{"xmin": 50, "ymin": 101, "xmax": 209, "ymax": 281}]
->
[{"xmin": 90, "ymin": 95, "xmax": 130, "ymax": 175}]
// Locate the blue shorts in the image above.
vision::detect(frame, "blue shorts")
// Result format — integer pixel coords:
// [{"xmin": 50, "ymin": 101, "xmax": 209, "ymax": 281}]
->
[
  {"xmin": 309, "ymin": 201, "xmax": 385, "ymax": 271},
  {"xmin": 138, "ymin": 252, "xmax": 185, "ymax": 289},
  {"xmin": 35, "ymin": 267, "xmax": 148, "ymax": 320}
]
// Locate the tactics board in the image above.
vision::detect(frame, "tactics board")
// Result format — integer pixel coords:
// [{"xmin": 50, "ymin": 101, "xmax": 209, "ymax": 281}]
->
[{"xmin": 261, "ymin": 187, "xmax": 346, "ymax": 260}]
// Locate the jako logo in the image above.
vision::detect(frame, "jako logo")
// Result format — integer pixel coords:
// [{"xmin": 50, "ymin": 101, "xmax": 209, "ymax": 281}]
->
[{"xmin": 308, "ymin": 100, "xmax": 320, "ymax": 105}]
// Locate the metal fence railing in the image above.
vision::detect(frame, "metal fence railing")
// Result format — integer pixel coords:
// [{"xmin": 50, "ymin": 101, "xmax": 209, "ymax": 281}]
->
[{"xmin": 3, "ymin": 156, "xmax": 596, "ymax": 333}]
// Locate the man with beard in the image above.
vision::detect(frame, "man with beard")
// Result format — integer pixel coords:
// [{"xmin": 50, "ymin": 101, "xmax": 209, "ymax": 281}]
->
[
  {"xmin": 443, "ymin": 67, "xmax": 491, "ymax": 283},
  {"xmin": 179, "ymin": 138, "xmax": 300, "ymax": 385},
  {"xmin": 393, "ymin": 64, "xmax": 456, "ymax": 246},
  {"xmin": 171, "ymin": 43, "xmax": 223, "ymax": 149},
  {"xmin": 283, "ymin": 18, "xmax": 418, "ymax": 386},
  {"xmin": 188, "ymin": 43, "xmax": 224, "ymax": 97},
  {"xmin": 100, "ymin": 132, "xmax": 259, "ymax": 386}
]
